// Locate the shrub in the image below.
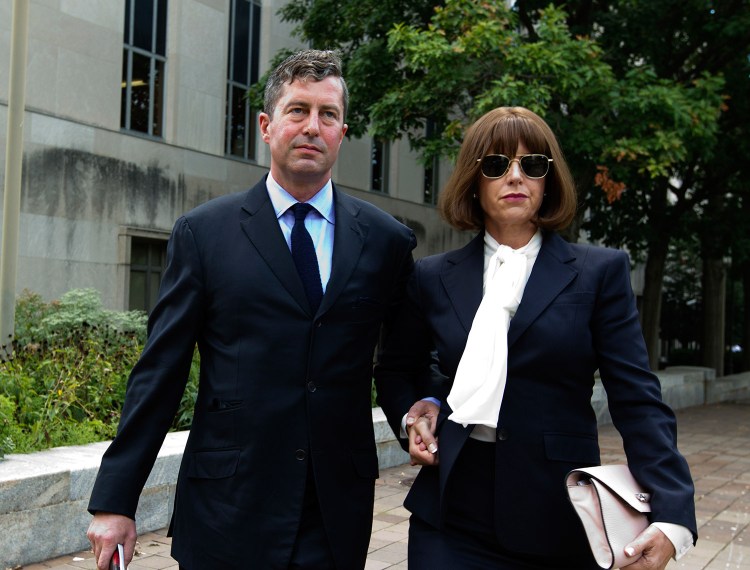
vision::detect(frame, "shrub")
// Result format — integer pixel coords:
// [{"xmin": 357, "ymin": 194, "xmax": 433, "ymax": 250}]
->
[{"xmin": 0, "ymin": 289, "xmax": 199, "ymax": 456}]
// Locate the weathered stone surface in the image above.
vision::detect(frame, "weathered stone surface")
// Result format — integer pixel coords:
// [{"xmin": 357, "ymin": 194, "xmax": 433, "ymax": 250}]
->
[{"xmin": 0, "ymin": 499, "xmax": 92, "ymax": 569}]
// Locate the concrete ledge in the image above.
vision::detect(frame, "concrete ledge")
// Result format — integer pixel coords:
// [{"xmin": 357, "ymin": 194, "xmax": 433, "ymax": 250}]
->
[
  {"xmin": 705, "ymin": 371, "xmax": 750, "ymax": 404},
  {"xmin": 0, "ymin": 410, "xmax": 407, "ymax": 569}
]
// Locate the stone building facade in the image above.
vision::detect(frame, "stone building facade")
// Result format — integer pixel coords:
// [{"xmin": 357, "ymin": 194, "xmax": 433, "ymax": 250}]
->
[{"xmin": 0, "ymin": 0, "xmax": 469, "ymax": 312}]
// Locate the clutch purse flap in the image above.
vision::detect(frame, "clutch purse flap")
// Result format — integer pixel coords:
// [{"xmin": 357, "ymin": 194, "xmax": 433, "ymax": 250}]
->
[{"xmin": 566, "ymin": 465, "xmax": 651, "ymax": 513}]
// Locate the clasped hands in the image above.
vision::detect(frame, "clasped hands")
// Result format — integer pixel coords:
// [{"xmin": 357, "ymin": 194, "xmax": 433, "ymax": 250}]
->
[{"xmin": 405, "ymin": 400, "xmax": 440, "ymax": 466}]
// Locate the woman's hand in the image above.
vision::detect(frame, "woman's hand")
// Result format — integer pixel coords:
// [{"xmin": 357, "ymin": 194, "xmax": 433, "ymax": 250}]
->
[
  {"xmin": 622, "ymin": 525, "xmax": 676, "ymax": 570},
  {"xmin": 405, "ymin": 400, "xmax": 440, "ymax": 466}
]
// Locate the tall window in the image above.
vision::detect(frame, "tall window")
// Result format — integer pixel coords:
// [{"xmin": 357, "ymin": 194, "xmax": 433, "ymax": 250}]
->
[
  {"xmin": 423, "ymin": 119, "xmax": 441, "ymax": 205},
  {"xmin": 129, "ymin": 238, "xmax": 167, "ymax": 313},
  {"xmin": 370, "ymin": 139, "xmax": 389, "ymax": 193},
  {"xmin": 121, "ymin": 0, "xmax": 168, "ymax": 137},
  {"xmin": 423, "ymin": 158, "xmax": 441, "ymax": 205},
  {"xmin": 226, "ymin": 0, "xmax": 261, "ymax": 160}
]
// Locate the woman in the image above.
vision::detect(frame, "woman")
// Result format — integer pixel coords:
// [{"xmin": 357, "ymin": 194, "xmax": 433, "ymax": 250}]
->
[{"xmin": 374, "ymin": 107, "xmax": 696, "ymax": 569}]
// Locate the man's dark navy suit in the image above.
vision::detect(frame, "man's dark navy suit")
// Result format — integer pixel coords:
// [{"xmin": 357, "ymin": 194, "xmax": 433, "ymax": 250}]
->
[{"xmin": 89, "ymin": 178, "xmax": 416, "ymax": 569}]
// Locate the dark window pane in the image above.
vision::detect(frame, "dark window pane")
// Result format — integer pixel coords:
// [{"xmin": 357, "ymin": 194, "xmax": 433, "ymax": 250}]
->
[
  {"xmin": 130, "ymin": 239, "xmax": 167, "ymax": 313},
  {"xmin": 124, "ymin": 0, "xmax": 132, "ymax": 41},
  {"xmin": 129, "ymin": 271, "xmax": 146, "ymax": 311},
  {"xmin": 423, "ymin": 159, "xmax": 439, "ymax": 204},
  {"xmin": 232, "ymin": 0, "xmax": 250, "ymax": 84},
  {"xmin": 227, "ymin": 1, "xmax": 235, "ymax": 77},
  {"xmin": 423, "ymin": 120, "xmax": 439, "ymax": 204},
  {"xmin": 424, "ymin": 164, "xmax": 435, "ymax": 204},
  {"xmin": 155, "ymin": 0, "xmax": 168, "ymax": 56},
  {"xmin": 424, "ymin": 171, "xmax": 433, "ymax": 203},
  {"xmin": 250, "ymin": 3, "xmax": 261, "ymax": 83},
  {"xmin": 133, "ymin": 0, "xmax": 155, "ymax": 51},
  {"xmin": 121, "ymin": 51, "xmax": 129, "ymax": 129},
  {"xmin": 130, "ymin": 53, "xmax": 151, "ymax": 133},
  {"xmin": 224, "ymin": 93, "xmax": 231, "ymax": 153},
  {"xmin": 152, "ymin": 59, "xmax": 165, "ymax": 136},
  {"xmin": 229, "ymin": 85, "xmax": 248, "ymax": 157},
  {"xmin": 148, "ymin": 271, "xmax": 161, "ymax": 312},
  {"xmin": 131, "ymin": 241, "xmax": 149, "ymax": 265},
  {"xmin": 371, "ymin": 141, "xmax": 384, "ymax": 192}
]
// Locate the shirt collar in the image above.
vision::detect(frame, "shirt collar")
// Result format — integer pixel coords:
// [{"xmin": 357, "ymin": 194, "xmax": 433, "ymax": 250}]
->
[{"xmin": 266, "ymin": 174, "xmax": 335, "ymax": 224}]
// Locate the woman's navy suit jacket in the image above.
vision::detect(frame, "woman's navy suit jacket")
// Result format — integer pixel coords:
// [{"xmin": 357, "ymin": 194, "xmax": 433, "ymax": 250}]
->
[{"xmin": 375, "ymin": 230, "xmax": 697, "ymax": 559}]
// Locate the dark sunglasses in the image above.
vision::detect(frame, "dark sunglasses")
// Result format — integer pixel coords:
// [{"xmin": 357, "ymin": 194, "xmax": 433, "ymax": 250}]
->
[{"xmin": 476, "ymin": 154, "xmax": 553, "ymax": 179}]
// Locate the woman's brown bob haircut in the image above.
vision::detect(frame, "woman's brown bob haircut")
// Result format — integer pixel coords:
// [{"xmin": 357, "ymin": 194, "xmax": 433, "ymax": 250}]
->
[{"xmin": 440, "ymin": 107, "xmax": 577, "ymax": 232}]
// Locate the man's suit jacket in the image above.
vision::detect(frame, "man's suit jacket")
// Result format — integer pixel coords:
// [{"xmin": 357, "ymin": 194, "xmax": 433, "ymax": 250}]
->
[
  {"xmin": 89, "ymin": 178, "xmax": 416, "ymax": 569},
  {"xmin": 375, "ymin": 230, "xmax": 696, "ymax": 559}
]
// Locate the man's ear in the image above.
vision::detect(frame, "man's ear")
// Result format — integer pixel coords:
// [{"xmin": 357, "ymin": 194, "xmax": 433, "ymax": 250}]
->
[{"xmin": 259, "ymin": 112, "xmax": 271, "ymax": 143}]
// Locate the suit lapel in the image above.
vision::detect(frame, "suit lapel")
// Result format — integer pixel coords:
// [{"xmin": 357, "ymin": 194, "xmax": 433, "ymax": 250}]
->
[
  {"xmin": 440, "ymin": 233, "xmax": 484, "ymax": 334},
  {"xmin": 318, "ymin": 188, "xmax": 367, "ymax": 315},
  {"xmin": 507, "ymin": 232, "xmax": 578, "ymax": 348},
  {"xmin": 239, "ymin": 179, "xmax": 310, "ymax": 312}
]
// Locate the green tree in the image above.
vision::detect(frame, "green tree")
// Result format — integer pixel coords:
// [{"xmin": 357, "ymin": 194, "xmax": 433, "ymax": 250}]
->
[
  {"xmin": 267, "ymin": 0, "xmax": 442, "ymax": 138},
  {"xmin": 273, "ymin": 0, "xmax": 733, "ymax": 370},
  {"xmin": 370, "ymin": 1, "xmax": 724, "ymax": 368},
  {"xmin": 538, "ymin": 0, "xmax": 749, "ymax": 371}
]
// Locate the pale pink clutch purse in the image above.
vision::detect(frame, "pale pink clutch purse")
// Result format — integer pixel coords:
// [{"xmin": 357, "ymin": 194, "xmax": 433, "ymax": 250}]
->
[{"xmin": 566, "ymin": 465, "xmax": 651, "ymax": 569}]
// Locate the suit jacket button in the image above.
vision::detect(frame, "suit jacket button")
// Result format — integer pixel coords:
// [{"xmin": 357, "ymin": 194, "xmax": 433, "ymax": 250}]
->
[
  {"xmin": 307, "ymin": 381, "xmax": 317, "ymax": 392},
  {"xmin": 295, "ymin": 449, "xmax": 306, "ymax": 460},
  {"xmin": 497, "ymin": 428, "xmax": 510, "ymax": 441}
]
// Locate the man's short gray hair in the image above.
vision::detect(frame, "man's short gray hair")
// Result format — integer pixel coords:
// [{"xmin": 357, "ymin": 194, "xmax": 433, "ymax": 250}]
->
[{"xmin": 263, "ymin": 49, "xmax": 349, "ymax": 121}]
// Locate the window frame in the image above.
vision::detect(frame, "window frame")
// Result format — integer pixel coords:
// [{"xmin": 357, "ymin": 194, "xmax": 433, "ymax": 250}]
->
[
  {"xmin": 121, "ymin": 0, "xmax": 168, "ymax": 138},
  {"xmin": 225, "ymin": 0, "xmax": 262, "ymax": 161},
  {"xmin": 120, "ymin": 228, "xmax": 170, "ymax": 314},
  {"xmin": 370, "ymin": 139, "xmax": 390, "ymax": 194},
  {"xmin": 423, "ymin": 119, "xmax": 441, "ymax": 205}
]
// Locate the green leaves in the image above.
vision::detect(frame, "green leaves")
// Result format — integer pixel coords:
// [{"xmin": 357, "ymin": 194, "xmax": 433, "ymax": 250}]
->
[
  {"xmin": 0, "ymin": 291, "xmax": 144, "ymax": 455},
  {"xmin": 368, "ymin": 3, "xmax": 619, "ymax": 164},
  {"xmin": 0, "ymin": 290, "xmax": 199, "ymax": 456}
]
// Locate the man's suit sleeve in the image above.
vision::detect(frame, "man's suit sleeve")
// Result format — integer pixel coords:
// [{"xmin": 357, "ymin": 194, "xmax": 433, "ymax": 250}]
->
[
  {"xmin": 375, "ymin": 256, "xmax": 435, "ymax": 448},
  {"xmin": 88, "ymin": 216, "xmax": 205, "ymax": 518}
]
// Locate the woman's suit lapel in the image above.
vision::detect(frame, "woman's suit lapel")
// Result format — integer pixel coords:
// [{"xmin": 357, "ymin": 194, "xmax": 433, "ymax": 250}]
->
[
  {"xmin": 507, "ymin": 232, "xmax": 578, "ymax": 348},
  {"xmin": 440, "ymin": 232, "xmax": 484, "ymax": 335}
]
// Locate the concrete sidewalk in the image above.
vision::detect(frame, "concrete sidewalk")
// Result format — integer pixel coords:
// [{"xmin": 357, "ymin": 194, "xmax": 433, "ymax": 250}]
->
[{"xmin": 22, "ymin": 402, "xmax": 749, "ymax": 570}]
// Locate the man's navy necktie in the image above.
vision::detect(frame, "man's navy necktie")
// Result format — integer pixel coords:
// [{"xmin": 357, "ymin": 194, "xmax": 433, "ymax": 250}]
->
[{"xmin": 291, "ymin": 203, "xmax": 323, "ymax": 313}]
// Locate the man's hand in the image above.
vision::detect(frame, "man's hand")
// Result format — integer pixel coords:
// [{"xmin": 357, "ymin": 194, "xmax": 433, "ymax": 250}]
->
[
  {"xmin": 622, "ymin": 524, "xmax": 676, "ymax": 570},
  {"xmin": 405, "ymin": 400, "xmax": 439, "ymax": 466},
  {"xmin": 87, "ymin": 512, "xmax": 137, "ymax": 570}
]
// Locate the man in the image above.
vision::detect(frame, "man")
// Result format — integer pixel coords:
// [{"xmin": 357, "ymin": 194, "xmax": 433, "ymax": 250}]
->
[{"xmin": 87, "ymin": 49, "xmax": 416, "ymax": 569}]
